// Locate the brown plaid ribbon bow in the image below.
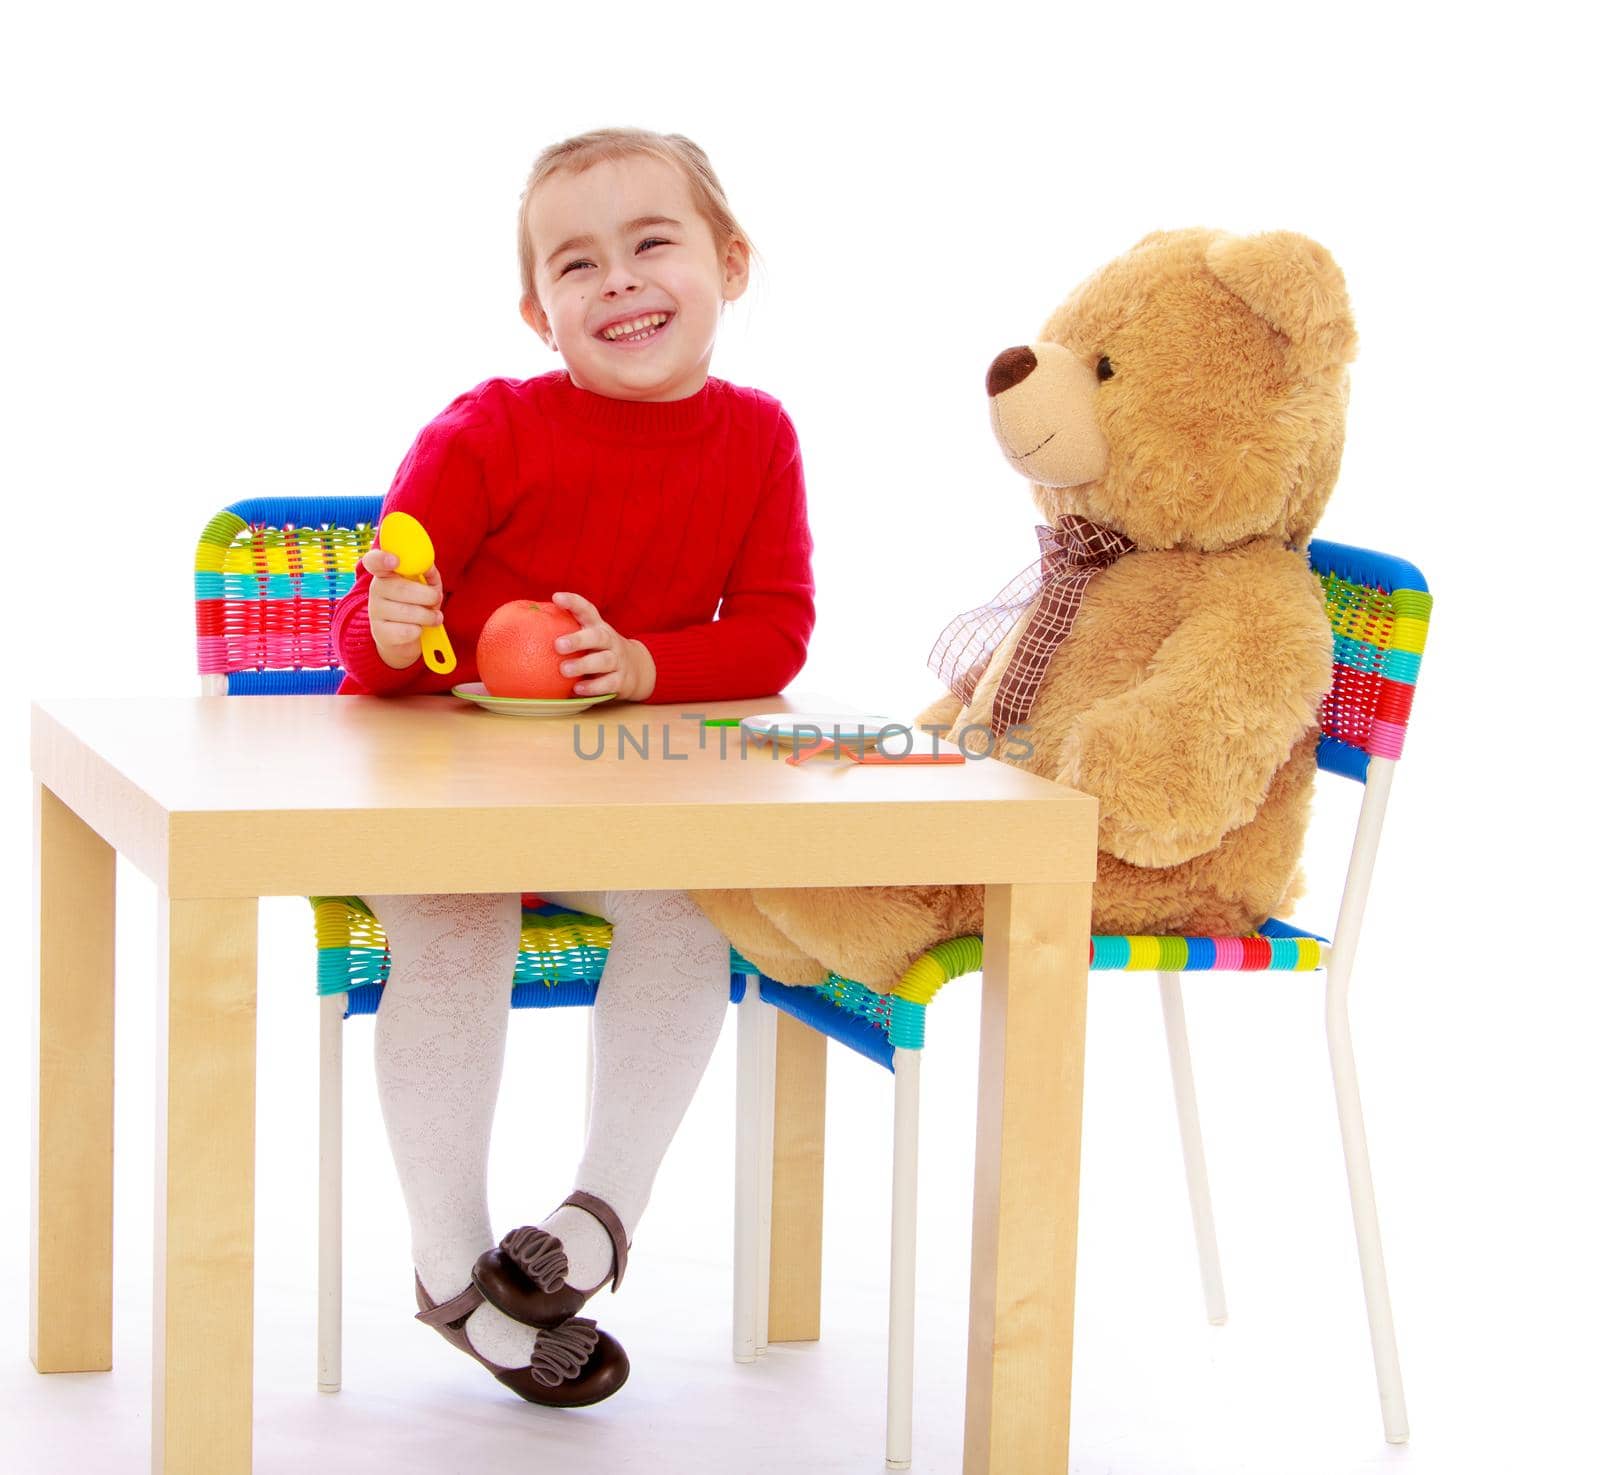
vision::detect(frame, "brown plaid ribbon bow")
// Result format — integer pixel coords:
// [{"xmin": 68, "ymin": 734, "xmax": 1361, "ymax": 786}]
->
[{"xmin": 927, "ymin": 513, "xmax": 1137, "ymax": 737}]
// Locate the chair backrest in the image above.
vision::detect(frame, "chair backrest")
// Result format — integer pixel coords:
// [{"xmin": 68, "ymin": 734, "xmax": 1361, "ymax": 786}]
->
[
  {"xmin": 1306, "ymin": 539, "xmax": 1432, "ymax": 783},
  {"xmin": 1303, "ymin": 539, "xmax": 1432, "ymax": 978},
  {"xmin": 194, "ymin": 495, "xmax": 382, "ymax": 695},
  {"xmin": 194, "ymin": 508, "xmax": 1433, "ymax": 762}
]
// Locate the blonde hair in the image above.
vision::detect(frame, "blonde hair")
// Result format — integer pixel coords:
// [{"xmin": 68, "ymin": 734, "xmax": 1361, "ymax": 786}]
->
[{"xmin": 517, "ymin": 127, "xmax": 761, "ymax": 314}]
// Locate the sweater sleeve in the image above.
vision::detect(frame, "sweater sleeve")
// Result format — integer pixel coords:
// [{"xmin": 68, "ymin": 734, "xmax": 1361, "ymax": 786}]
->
[
  {"xmin": 634, "ymin": 408, "xmax": 815, "ymax": 704},
  {"xmin": 332, "ymin": 408, "xmax": 495, "ymax": 695}
]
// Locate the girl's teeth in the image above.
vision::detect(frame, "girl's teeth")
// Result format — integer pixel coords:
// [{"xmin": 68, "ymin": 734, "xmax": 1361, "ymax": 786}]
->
[{"xmin": 603, "ymin": 314, "xmax": 668, "ymax": 342}]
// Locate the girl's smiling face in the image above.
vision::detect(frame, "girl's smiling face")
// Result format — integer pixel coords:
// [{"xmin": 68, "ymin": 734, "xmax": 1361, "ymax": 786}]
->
[{"xmin": 522, "ymin": 154, "xmax": 749, "ymax": 402}]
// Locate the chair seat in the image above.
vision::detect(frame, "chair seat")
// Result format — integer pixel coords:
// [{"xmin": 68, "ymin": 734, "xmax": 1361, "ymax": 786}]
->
[
  {"xmin": 752, "ymin": 918, "xmax": 1327, "ymax": 1072},
  {"xmin": 310, "ymin": 895, "xmax": 758, "ymax": 1017},
  {"xmin": 312, "ymin": 895, "xmax": 1326, "ymax": 1063}
]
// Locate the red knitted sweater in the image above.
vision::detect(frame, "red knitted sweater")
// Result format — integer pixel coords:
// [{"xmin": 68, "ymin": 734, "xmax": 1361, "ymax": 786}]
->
[{"xmin": 332, "ymin": 369, "xmax": 815, "ymax": 702}]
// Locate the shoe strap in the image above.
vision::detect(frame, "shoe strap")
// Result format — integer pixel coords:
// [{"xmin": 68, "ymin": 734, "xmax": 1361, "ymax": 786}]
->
[
  {"xmin": 415, "ymin": 1276, "xmax": 486, "ymax": 1329},
  {"xmin": 562, "ymin": 1189, "xmax": 630, "ymax": 1293}
]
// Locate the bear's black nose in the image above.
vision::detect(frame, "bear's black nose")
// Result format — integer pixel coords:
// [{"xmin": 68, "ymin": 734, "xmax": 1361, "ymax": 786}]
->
[{"xmin": 986, "ymin": 346, "xmax": 1036, "ymax": 397}]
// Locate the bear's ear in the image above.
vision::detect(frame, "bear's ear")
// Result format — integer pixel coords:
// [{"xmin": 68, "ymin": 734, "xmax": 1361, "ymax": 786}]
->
[{"xmin": 1205, "ymin": 231, "xmax": 1358, "ymax": 376}]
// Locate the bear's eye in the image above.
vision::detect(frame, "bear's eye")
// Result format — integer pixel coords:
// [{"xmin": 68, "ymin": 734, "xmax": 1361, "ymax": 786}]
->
[{"xmin": 1096, "ymin": 356, "xmax": 1115, "ymax": 382}]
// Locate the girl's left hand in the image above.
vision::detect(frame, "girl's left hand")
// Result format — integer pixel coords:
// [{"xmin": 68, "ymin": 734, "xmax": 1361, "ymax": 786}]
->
[{"xmin": 550, "ymin": 591, "xmax": 658, "ymax": 700}]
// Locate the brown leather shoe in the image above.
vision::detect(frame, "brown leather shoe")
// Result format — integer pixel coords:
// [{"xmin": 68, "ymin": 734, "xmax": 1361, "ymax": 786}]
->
[
  {"xmin": 413, "ymin": 1274, "xmax": 629, "ymax": 1408},
  {"xmin": 473, "ymin": 1189, "xmax": 631, "ymax": 1330}
]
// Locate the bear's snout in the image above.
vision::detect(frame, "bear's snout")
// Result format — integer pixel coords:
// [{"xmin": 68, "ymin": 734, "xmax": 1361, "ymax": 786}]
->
[{"xmin": 986, "ymin": 346, "xmax": 1036, "ymax": 397}]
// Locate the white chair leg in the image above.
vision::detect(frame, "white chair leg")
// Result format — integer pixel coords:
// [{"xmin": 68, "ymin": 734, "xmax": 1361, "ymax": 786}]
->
[
  {"xmin": 1323, "ymin": 755, "xmax": 1409, "ymax": 1443},
  {"xmin": 582, "ymin": 1015, "xmax": 594, "ymax": 1140},
  {"xmin": 317, "ymin": 992, "xmax": 343, "ymax": 1392},
  {"xmin": 755, "ymin": 994, "xmax": 777, "ymax": 1357},
  {"xmin": 732, "ymin": 979, "xmax": 772, "ymax": 1364},
  {"xmin": 1158, "ymin": 972, "xmax": 1227, "ymax": 1325},
  {"xmin": 885, "ymin": 1046, "xmax": 921, "ymax": 1470},
  {"xmin": 1326, "ymin": 954, "xmax": 1409, "ymax": 1443}
]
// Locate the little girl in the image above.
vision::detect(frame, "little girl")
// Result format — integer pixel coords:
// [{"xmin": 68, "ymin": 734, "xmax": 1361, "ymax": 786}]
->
[{"xmin": 331, "ymin": 127, "xmax": 815, "ymax": 1407}]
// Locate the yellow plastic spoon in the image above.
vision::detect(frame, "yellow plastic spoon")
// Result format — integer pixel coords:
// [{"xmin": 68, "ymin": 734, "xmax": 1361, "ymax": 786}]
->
[{"xmin": 378, "ymin": 511, "xmax": 457, "ymax": 675}]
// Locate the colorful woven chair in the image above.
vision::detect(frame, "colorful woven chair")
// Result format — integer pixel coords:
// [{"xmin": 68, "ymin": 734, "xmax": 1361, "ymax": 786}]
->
[
  {"xmin": 732, "ymin": 537, "xmax": 1431, "ymax": 1459},
  {"xmin": 195, "ymin": 499, "xmax": 756, "ymax": 1369},
  {"xmin": 195, "ymin": 497, "xmax": 1429, "ymax": 1463}
]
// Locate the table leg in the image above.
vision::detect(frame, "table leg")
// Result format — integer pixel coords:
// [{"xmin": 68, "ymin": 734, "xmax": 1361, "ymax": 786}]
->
[
  {"xmin": 964, "ymin": 881, "xmax": 1092, "ymax": 1475},
  {"xmin": 768, "ymin": 1010, "xmax": 826, "ymax": 1342},
  {"xmin": 31, "ymin": 782, "xmax": 116, "ymax": 1373},
  {"xmin": 153, "ymin": 893, "xmax": 258, "ymax": 1475}
]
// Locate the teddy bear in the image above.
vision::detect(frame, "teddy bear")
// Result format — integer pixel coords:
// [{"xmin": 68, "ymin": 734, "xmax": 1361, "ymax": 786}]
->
[{"xmin": 691, "ymin": 228, "xmax": 1356, "ymax": 992}]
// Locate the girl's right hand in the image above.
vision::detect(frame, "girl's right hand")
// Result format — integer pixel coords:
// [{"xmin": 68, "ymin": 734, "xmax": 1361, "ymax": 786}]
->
[{"xmin": 362, "ymin": 547, "xmax": 444, "ymax": 670}]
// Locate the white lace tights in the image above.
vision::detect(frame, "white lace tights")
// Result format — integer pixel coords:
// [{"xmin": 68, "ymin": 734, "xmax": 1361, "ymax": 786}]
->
[{"xmin": 359, "ymin": 888, "xmax": 730, "ymax": 1370}]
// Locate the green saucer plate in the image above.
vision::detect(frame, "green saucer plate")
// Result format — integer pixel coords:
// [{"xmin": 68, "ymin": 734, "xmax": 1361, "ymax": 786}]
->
[{"xmin": 451, "ymin": 682, "xmax": 618, "ymax": 717}]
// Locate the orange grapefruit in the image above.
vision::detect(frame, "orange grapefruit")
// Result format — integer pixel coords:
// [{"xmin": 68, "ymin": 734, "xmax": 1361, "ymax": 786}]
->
[{"xmin": 477, "ymin": 600, "xmax": 583, "ymax": 698}]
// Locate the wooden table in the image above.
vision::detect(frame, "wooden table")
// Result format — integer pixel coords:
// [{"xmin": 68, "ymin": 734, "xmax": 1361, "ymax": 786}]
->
[{"xmin": 30, "ymin": 689, "xmax": 1097, "ymax": 1474}]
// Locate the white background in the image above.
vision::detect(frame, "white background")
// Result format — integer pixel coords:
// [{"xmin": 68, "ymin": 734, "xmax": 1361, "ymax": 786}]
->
[{"xmin": 3, "ymin": 3, "xmax": 1595, "ymax": 1472}]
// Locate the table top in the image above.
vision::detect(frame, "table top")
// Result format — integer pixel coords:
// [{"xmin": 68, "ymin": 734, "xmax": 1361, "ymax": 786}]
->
[{"xmin": 32, "ymin": 690, "xmax": 1096, "ymax": 898}]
